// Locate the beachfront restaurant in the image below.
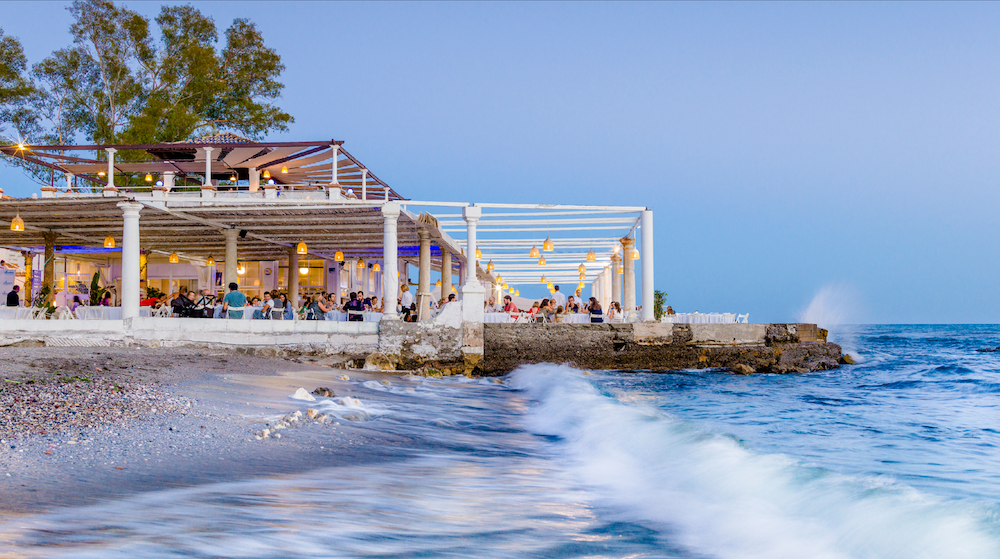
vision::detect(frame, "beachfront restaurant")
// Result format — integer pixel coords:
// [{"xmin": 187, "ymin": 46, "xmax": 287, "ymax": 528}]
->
[{"xmin": 0, "ymin": 136, "xmax": 664, "ymax": 335}]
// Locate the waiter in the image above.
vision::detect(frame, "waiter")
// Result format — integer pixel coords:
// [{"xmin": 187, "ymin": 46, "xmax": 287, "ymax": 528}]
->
[{"xmin": 6, "ymin": 285, "xmax": 20, "ymax": 307}]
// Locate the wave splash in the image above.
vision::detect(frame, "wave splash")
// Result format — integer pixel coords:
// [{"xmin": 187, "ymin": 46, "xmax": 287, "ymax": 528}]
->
[{"xmin": 509, "ymin": 364, "xmax": 1000, "ymax": 559}]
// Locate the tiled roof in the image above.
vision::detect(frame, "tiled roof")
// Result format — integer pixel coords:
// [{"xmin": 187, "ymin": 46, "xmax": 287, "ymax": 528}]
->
[{"xmin": 175, "ymin": 132, "xmax": 252, "ymax": 144}]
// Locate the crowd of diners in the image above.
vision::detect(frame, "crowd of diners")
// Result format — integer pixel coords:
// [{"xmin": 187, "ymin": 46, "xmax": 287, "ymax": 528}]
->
[{"xmin": 484, "ymin": 284, "xmax": 621, "ymax": 323}]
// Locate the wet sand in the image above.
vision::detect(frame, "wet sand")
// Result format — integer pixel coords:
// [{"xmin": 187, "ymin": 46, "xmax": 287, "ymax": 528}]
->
[{"xmin": 0, "ymin": 347, "xmax": 415, "ymax": 515}]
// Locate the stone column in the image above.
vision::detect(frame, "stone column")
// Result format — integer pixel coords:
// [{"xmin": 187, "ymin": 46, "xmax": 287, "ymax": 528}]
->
[
  {"xmin": 621, "ymin": 237, "xmax": 636, "ymax": 312},
  {"xmin": 223, "ymin": 229, "xmax": 239, "ymax": 290},
  {"xmin": 288, "ymin": 246, "xmax": 300, "ymax": 311},
  {"xmin": 361, "ymin": 168, "xmax": 368, "ymax": 201},
  {"xmin": 441, "ymin": 249, "xmax": 452, "ymax": 302},
  {"xmin": 461, "ymin": 206, "xmax": 484, "ymax": 323},
  {"xmin": 201, "ymin": 147, "xmax": 216, "ymax": 198},
  {"xmin": 610, "ymin": 252, "xmax": 622, "ymax": 307},
  {"xmin": 20, "ymin": 250, "xmax": 32, "ymax": 304},
  {"xmin": 381, "ymin": 202, "xmax": 400, "ymax": 319},
  {"xmin": 103, "ymin": 148, "xmax": 118, "ymax": 196},
  {"xmin": 416, "ymin": 229, "xmax": 432, "ymax": 321},
  {"xmin": 640, "ymin": 209, "xmax": 655, "ymax": 322},
  {"xmin": 42, "ymin": 232, "xmax": 57, "ymax": 304},
  {"xmin": 118, "ymin": 201, "xmax": 142, "ymax": 320},
  {"xmin": 328, "ymin": 144, "xmax": 341, "ymax": 198}
]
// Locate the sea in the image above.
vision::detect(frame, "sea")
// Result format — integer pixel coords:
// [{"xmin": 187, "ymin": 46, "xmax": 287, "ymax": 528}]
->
[{"xmin": 3, "ymin": 324, "xmax": 1000, "ymax": 558}]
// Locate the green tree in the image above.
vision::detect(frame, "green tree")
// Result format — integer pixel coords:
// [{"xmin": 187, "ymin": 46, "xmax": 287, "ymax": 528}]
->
[
  {"xmin": 2, "ymin": 0, "xmax": 292, "ymax": 167},
  {"xmin": 653, "ymin": 290, "xmax": 668, "ymax": 321}
]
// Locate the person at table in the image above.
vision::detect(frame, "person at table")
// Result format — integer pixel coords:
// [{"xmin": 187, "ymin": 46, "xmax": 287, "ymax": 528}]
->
[
  {"xmin": 172, "ymin": 291, "xmax": 196, "ymax": 317},
  {"xmin": 253, "ymin": 292, "xmax": 273, "ymax": 319},
  {"xmin": 502, "ymin": 295, "xmax": 519, "ymax": 315},
  {"xmin": 485, "ymin": 296, "xmax": 502, "ymax": 313},
  {"xmin": 588, "ymin": 297, "xmax": 604, "ymax": 323},
  {"xmin": 607, "ymin": 302, "xmax": 621, "ymax": 321},
  {"xmin": 69, "ymin": 295, "xmax": 83, "ymax": 313},
  {"xmin": 100, "ymin": 292, "xmax": 112, "ymax": 306},
  {"xmin": 566, "ymin": 296, "xmax": 580, "ymax": 314},
  {"xmin": 222, "ymin": 282, "xmax": 247, "ymax": 319},
  {"xmin": 666, "ymin": 306, "xmax": 675, "ymax": 315},
  {"xmin": 370, "ymin": 296, "xmax": 383, "ymax": 313},
  {"xmin": 279, "ymin": 293, "xmax": 296, "ymax": 320},
  {"xmin": 310, "ymin": 294, "xmax": 331, "ymax": 320},
  {"xmin": 6, "ymin": 285, "xmax": 20, "ymax": 307},
  {"xmin": 552, "ymin": 285, "xmax": 566, "ymax": 309},
  {"xmin": 447, "ymin": 293, "xmax": 456, "ymax": 304},
  {"xmin": 553, "ymin": 305, "xmax": 565, "ymax": 323},
  {"xmin": 344, "ymin": 292, "xmax": 365, "ymax": 321}
]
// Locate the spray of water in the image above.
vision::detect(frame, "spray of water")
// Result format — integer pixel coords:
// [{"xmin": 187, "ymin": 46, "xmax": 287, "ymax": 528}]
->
[{"xmin": 797, "ymin": 283, "xmax": 864, "ymax": 362}]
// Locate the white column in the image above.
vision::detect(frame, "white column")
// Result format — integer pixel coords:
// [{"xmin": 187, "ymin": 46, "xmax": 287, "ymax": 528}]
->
[
  {"xmin": 622, "ymin": 238, "xmax": 636, "ymax": 312},
  {"xmin": 103, "ymin": 148, "xmax": 118, "ymax": 196},
  {"xmin": 441, "ymin": 249, "xmax": 452, "ymax": 302},
  {"xmin": 328, "ymin": 144, "xmax": 341, "ymax": 198},
  {"xmin": 64, "ymin": 172, "xmax": 73, "ymax": 190},
  {"xmin": 361, "ymin": 168, "xmax": 368, "ymax": 201},
  {"xmin": 610, "ymin": 253, "xmax": 622, "ymax": 307},
  {"xmin": 380, "ymin": 203, "xmax": 400, "ymax": 319},
  {"xmin": 203, "ymin": 147, "xmax": 215, "ymax": 186},
  {"xmin": 223, "ymin": 229, "xmax": 238, "ymax": 289},
  {"xmin": 287, "ymin": 246, "xmax": 299, "ymax": 310},
  {"xmin": 640, "ymin": 209, "xmax": 655, "ymax": 322},
  {"xmin": 118, "ymin": 201, "xmax": 142, "ymax": 320},
  {"xmin": 417, "ymin": 229, "xmax": 432, "ymax": 321},
  {"xmin": 461, "ymin": 205, "xmax": 484, "ymax": 322},
  {"xmin": 249, "ymin": 169, "xmax": 260, "ymax": 191}
]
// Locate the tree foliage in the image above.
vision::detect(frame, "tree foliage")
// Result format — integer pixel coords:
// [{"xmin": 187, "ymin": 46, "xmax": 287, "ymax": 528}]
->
[
  {"xmin": 653, "ymin": 290, "xmax": 667, "ymax": 321},
  {"xmin": 0, "ymin": 0, "xmax": 293, "ymax": 157}
]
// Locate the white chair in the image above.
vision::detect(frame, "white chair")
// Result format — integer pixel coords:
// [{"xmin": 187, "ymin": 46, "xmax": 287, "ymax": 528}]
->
[
  {"xmin": 152, "ymin": 305, "xmax": 172, "ymax": 318},
  {"xmin": 29, "ymin": 307, "xmax": 47, "ymax": 320},
  {"xmin": 722, "ymin": 313, "xmax": 736, "ymax": 323},
  {"xmin": 54, "ymin": 306, "xmax": 75, "ymax": 320},
  {"xmin": 737, "ymin": 313, "xmax": 749, "ymax": 324}
]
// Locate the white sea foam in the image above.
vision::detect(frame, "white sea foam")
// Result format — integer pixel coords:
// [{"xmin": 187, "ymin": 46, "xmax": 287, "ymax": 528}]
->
[
  {"xmin": 799, "ymin": 283, "xmax": 866, "ymax": 362},
  {"xmin": 509, "ymin": 364, "xmax": 1000, "ymax": 559},
  {"xmin": 314, "ymin": 395, "xmax": 388, "ymax": 422}
]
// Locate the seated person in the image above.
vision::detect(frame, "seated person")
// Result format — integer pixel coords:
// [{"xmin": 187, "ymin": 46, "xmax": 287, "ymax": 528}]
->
[
  {"xmin": 485, "ymin": 296, "xmax": 502, "ymax": 313},
  {"xmin": 172, "ymin": 291, "xmax": 196, "ymax": 316},
  {"xmin": 344, "ymin": 292, "xmax": 365, "ymax": 321},
  {"xmin": 502, "ymin": 295, "xmax": 518, "ymax": 314},
  {"xmin": 553, "ymin": 305, "xmax": 565, "ymax": 323},
  {"xmin": 221, "ymin": 283, "xmax": 247, "ymax": 319},
  {"xmin": 566, "ymin": 296, "xmax": 580, "ymax": 313},
  {"xmin": 666, "ymin": 306, "xmax": 675, "ymax": 315},
  {"xmin": 588, "ymin": 297, "xmax": 604, "ymax": 323}
]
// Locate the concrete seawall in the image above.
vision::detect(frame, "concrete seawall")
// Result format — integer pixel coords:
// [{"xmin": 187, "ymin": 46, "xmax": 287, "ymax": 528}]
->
[
  {"xmin": 0, "ymin": 313, "xmax": 840, "ymax": 376},
  {"xmin": 480, "ymin": 322, "xmax": 841, "ymax": 375}
]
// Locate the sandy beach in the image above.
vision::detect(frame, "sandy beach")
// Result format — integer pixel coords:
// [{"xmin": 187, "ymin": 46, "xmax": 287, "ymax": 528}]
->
[{"xmin": 0, "ymin": 347, "xmax": 414, "ymax": 516}]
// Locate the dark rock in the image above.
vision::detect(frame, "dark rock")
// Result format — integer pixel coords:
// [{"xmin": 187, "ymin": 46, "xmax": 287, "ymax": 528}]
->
[
  {"xmin": 975, "ymin": 347, "xmax": 1000, "ymax": 353},
  {"xmin": 731, "ymin": 364, "xmax": 755, "ymax": 375},
  {"xmin": 312, "ymin": 387, "xmax": 335, "ymax": 397},
  {"xmin": 840, "ymin": 354, "xmax": 856, "ymax": 365}
]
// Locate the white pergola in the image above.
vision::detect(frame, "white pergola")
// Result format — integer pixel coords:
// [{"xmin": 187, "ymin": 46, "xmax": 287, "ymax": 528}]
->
[{"xmin": 0, "ymin": 138, "xmax": 655, "ymax": 322}]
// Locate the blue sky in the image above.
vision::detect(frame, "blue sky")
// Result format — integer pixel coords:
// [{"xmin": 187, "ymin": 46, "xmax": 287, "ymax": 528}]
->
[{"xmin": 2, "ymin": 1, "xmax": 999, "ymax": 323}]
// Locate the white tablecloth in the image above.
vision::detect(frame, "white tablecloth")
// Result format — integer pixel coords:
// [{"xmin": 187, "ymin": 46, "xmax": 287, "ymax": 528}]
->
[
  {"xmin": 75, "ymin": 307, "xmax": 152, "ymax": 319},
  {"xmin": 660, "ymin": 313, "xmax": 737, "ymax": 324},
  {"xmin": 484, "ymin": 312, "xmax": 512, "ymax": 323},
  {"xmin": 213, "ymin": 305, "xmax": 263, "ymax": 319},
  {"xmin": 0, "ymin": 307, "xmax": 34, "ymax": 320},
  {"xmin": 325, "ymin": 311, "xmax": 383, "ymax": 322}
]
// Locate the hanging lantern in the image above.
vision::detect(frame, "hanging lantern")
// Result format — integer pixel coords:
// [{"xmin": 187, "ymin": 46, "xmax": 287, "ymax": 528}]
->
[
  {"xmin": 296, "ymin": 241, "xmax": 308, "ymax": 255},
  {"xmin": 229, "ymin": 173, "xmax": 237, "ymax": 182},
  {"xmin": 495, "ymin": 274, "xmax": 502, "ymax": 284},
  {"xmin": 501, "ymin": 282, "xmax": 507, "ymax": 290},
  {"xmin": 281, "ymin": 166, "xmax": 288, "ymax": 174},
  {"xmin": 547, "ymin": 281, "xmax": 554, "ymax": 290},
  {"xmin": 586, "ymin": 248, "xmax": 596, "ymax": 261},
  {"xmin": 579, "ymin": 272, "xmax": 586, "ymax": 280},
  {"xmin": 542, "ymin": 236, "xmax": 554, "ymax": 251},
  {"xmin": 578, "ymin": 263, "xmax": 586, "ymax": 274},
  {"xmin": 631, "ymin": 248, "xmax": 640, "ymax": 260},
  {"xmin": 514, "ymin": 289, "xmax": 519, "ymax": 296},
  {"xmin": 549, "ymin": 287, "xmax": 555, "ymax": 294},
  {"xmin": 529, "ymin": 245, "xmax": 539, "ymax": 258},
  {"xmin": 262, "ymin": 169, "xmax": 271, "ymax": 179},
  {"xmin": 10, "ymin": 213, "xmax": 24, "ymax": 232},
  {"xmin": 451, "ymin": 285, "xmax": 456, "ymax": 292},
  {"xmin": 578, "ymin": 282, "xmax": 586, "ymax": 291},
  {"xmin": 540, "ymin": 275, "xmax": 547, "ymax": 283},
  {"xmin": 104, "ymin": 236, "xmax": 115, "ymax": 248},
  {"xmin": 299, "ymin": 266, "xmax": 309, "ymax": 275},
  {"xmin": 356, "ymin": 258, "xmax": 365, "ymax": 269},
  {"xmin": 206, "ymin": 256, "xmax": 215, "ymax": 266},
  {"xmin": 169, "ymin": 252, "xmax": 180, "ymax": 264},
  {"xmin": 618, "ymin": 265, "xmax": 624, "ymax": 274},
  {"xmin": 372, "ymin": 262, "xmax": 381, "ymax": 272},
  {"xmin": 144, "ymin": 173, "xmax": 153, "ymax": 182},
  {"xmin": 436, "ymin": 280, "xmax": 442, "ymax": 287},
  {"xmin": 486, "ymin": 260, "xmax": 494, "ymax": 272},
  {"xmin": 538, "ymin": 256, "xmax": 546, "ymax": 266},
  {"xmin": 475, "ymin": 248, "xmax": 482, "ymax": 259},
  {"xmin": 97, "ymin": 171, "xmax": 106, "ymax": 177},
  {"xmin": 237, "ymin": 262, "xmax": 246, "ymax": 275},
  {"xmin": 334, "ymin": 250, "xmax": 344, "ymax": 261}
]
